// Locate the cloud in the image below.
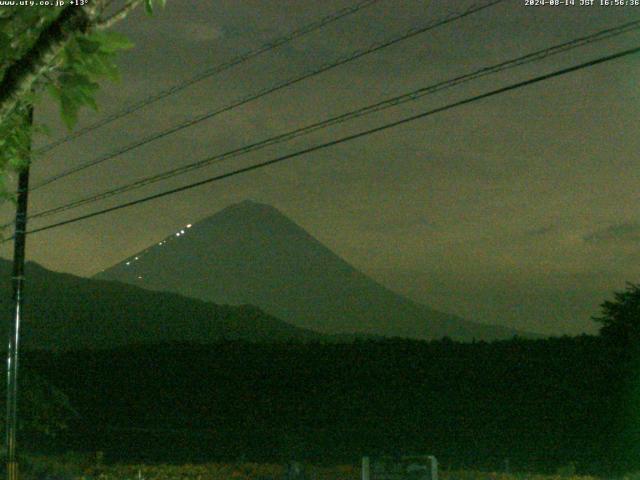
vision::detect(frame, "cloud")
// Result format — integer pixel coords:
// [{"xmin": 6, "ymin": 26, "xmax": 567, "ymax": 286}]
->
[{"xmin": 583, "ymin": 222, "xmax": 640, "ymax": 244}]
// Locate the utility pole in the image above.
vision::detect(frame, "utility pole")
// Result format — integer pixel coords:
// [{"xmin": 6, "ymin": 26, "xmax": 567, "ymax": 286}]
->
[{"xmin": 5, "ymin": 105, "xmax": 33, "ymax": 480}]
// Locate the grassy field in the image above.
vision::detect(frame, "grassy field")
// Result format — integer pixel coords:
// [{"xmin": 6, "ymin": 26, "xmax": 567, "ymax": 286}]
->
[
  {"xmin": 19, "ymin": 456, "xmax": 606, "ymax": 480},
  {"xmin": 73, "ymin": 463, "xmax": 601, "ymax": 480},
  {"xmin": 75, "ymin": 463, "xmax": 355, "ymax": 480}
]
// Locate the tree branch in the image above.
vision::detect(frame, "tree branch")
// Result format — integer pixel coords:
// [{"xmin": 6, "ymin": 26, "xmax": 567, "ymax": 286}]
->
[
  {"xmin": 96, "ymin": 0, "xmax": 144, "ymax": 30},
  {"xmin": 0, "ymin": 1, "xmax": 108, "ymax": 124}
]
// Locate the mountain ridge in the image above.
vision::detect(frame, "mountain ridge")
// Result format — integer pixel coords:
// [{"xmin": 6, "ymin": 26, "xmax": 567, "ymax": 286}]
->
[
  {"xmin": 95, "ymin": 200, "xmax": 540, "ymax": 341},
  {"xmin": 0, "ymin": 259, "xmax": 332, "ymax": 350}
]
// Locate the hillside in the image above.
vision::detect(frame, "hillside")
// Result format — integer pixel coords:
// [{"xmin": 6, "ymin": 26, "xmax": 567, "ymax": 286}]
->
[
  {"xmin": 0, "ymin": 259, "xmax": 323, "ymax": 350},
  {"xmin": 95, "ymin": 200, "xmax": 538, "ymax": 341}
]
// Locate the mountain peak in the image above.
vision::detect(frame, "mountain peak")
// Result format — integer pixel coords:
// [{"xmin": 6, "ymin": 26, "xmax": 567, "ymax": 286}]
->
[
  {"xmin": 95, "ymin": 202, "xmax": 535, "ymax": 341},
  {"xmin": 201, "ymin": 200, "xmax": 296, "ymax": 226},
  {"xmin": 189, "ymin": 200, "xmax": 316, "ymax": 245},
  {"xmin": 225, "ymin": 199, "xmax": 271, "ymax": 211}
]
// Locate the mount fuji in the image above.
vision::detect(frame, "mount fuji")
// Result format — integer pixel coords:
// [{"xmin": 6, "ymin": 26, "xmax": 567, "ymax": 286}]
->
[{"xmin": 95, "ymin": 200, "xmax": 537, "ymax": 341}]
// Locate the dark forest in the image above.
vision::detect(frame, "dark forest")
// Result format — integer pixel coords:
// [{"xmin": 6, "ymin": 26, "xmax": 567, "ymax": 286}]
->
[{"xmin": 18, "ymin": 334, "xmax": 640, "ymax": 476}]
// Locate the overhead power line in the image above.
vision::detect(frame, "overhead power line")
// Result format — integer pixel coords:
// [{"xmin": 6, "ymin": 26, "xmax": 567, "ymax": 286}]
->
[
  {"xmin": 34, "ymin": 0, "xmax": 384, "ymax": 155},
  {"xmin": 19, "ymin": 18, "xmax": 640, "ymax": 225},
  {"xmin": 30, "ymin": 0, "xmax": 506, "ymax": 191},
  {"xmin": 10, "ymin": 44, "xmax": 639, "ymax": 242}
]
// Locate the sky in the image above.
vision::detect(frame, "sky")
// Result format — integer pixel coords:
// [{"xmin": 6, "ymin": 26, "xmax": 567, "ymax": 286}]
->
[{"xmin": 1, "ymin": 0, "xmax": 639, "ymax": 336}]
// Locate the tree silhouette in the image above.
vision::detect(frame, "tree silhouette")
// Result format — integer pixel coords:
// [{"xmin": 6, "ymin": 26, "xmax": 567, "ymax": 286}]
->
[
  {"xmin": 593, "ymin": 282, "xmax": 640, "ymax": 346},
  {"xmin": 0, "ymin": 370, "xmax": 77, "ymax": 438}
]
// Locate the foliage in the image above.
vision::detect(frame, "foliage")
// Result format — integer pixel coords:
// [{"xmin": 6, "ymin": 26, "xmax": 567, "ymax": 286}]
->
[
  {"xmin": 0, "ymin": 369, "xmax": 78, "ymax": 438},
  {"xmin": 144, "ymin": 0, "xmax": 167, "ymax": 15},
  {"xmin": 592, "ymin": 282, "xmax": 640, "ymax": 345},
  {"xmin": 0, "ymin": 102, "xmax": 34, "ymax": 195},
  {"xmin": 0, "ymin": 0, "xmax": 166, "ymax": 200},
  {"xmin": 24, "ymin": 335, "xmax": 625, "ymax": 474},
  {"xmin": 555, "ymin": 463, "xmax": 577, "ymax": 477},
  {"xmin": 0, "ymin": 452, "xmax": 88, "ymax": 480},
  {"xmin": 46, "ymin": 30, "xmax": 133, "ymax": 128}
]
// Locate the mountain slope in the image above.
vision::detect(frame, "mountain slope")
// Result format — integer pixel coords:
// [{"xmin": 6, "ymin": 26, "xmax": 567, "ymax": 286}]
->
[
  {"xmin": 95, "ymin": 200, "xmax": 536, "ymax": 341},
  {"xmin": 0, "ymin": 259, "xmax": 323, "ymax": 350}
]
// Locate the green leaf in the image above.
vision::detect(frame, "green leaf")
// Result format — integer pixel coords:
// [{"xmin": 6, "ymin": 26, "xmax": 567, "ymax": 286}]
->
[
  {"xmin": 72, "ymin": 51, "xmax": 120, "ymax": 81},
  {"xmin": 8, "ymin": 153, "xmax": 28, "ymax": 171},
  {"xmin": 59, "ymin": 72, "xmax": 91, "ymax": 88},
  {"xmin": 144, "ymin": 0, "xmax": 153, "ymax": 15},
  {"xmin": 91, "ymin": 31, "xmax": 134, "ymax": 53},
  {"xmin": 76, "ymin": 36, "xmax": 101, "ymax": 54},
  {"xmin": 54, "ymin": 70, "xmax": 101, "ymax": 122},
  {"xmin": 0, "ymin": 31, "xmax": 10, "ymax": 51},
  {"xmin": 90, "ymin": 53, "xmax": 120, "ymax": 80},
  {"xmin": 73, "ymin": 83, "xmax": 99, "ymax": 111},
  {"xmin": 64, "ymin": 40, "xmax": 79, "ymax": 66},
  {"xmin": 46, "ymin": 83, "xmax": 61, "ymax": 101},
  {"xmin": 59, "ymin": 92, "xmax": 79, "ymax": 129}
]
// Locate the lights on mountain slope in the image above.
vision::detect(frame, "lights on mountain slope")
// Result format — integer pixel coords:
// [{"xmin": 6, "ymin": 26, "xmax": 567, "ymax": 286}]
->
[
  {"xmin": 122, "ymin": 222, "xmax": 193, "ymax": 267},
  {"xmin": 175, "ymin": 226, "xmax": 190, "ymax": 237}
]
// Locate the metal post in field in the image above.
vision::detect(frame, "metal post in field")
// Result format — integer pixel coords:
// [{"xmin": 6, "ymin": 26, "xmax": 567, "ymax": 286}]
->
[
  {"xmin": 5, "ymin": 105, "xmax": 33, "ymax": 480},
  {"xmin": 428, "ymin": 456, "xmax": 438, "ymax": 480},
  {"xmin": 362, "ymin": 456, "xmax": 370, "ymax": 480}
]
